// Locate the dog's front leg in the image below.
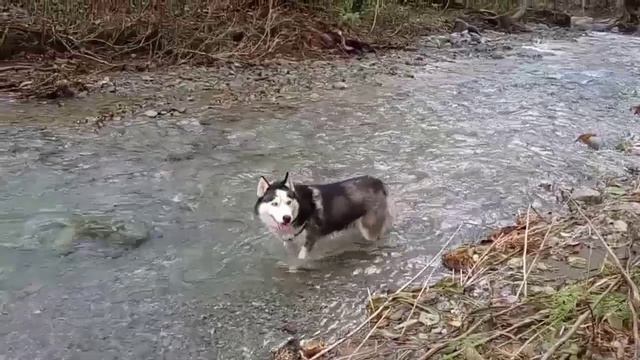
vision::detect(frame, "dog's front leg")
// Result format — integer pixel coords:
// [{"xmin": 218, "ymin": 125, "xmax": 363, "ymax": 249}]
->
[{"xmin": 298, "ymin": 234, "xmax": 317, "ymax": 260}]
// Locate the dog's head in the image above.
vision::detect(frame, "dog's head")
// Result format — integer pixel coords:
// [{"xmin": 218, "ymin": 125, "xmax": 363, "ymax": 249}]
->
[{"xmin": 254, "ymin": 172, "xmax": 300, "ymax": 237}]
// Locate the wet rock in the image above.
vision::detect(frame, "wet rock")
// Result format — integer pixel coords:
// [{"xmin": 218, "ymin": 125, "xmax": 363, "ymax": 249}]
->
[
  {"xmin": 449, "ymin": 32, "xmax": 470, "ymax": 47},
  {"xmin": 364, "ymin": 265, "xmax": 381, "ymax": 275},
  {"xmin": 426, "ymin": 35, "xmax": 450, "ymax": 48},
  {"xmin": 51, "ymin": 216, "xmax": 151, "ymax": 256},
  {"xmin": 332, "ymin": 81, "xmax": 348, "ymax": 90},
  {"xmin": 280, "ymin": 322, "xmax": 298, "ymax": 334},
  {"xmin": 469, "ymin": 32, "xmax": 483, "ymax": 44},
  {"xmin": 144, "ymin": 110, "xmax": 159, "ymax": 118},
  {"xmin": 571, "ymin": 16, "xmax": 594, "ymax": 31},
  {"xmin": 570, "ymin": 187, "xmax": 602, "ymax": 204},
  {"xmin": 177, "ymin": 118, "xmax": 204, "ymax": 133},
  {"xmin": 165, "ymin": 151, "xmax": 195, "ymax": 162}
]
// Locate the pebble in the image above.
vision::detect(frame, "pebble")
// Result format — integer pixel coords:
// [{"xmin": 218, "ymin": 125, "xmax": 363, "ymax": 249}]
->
[
  {"xmin": 612, "ymin": 220, "xmax": 628, "ymax": 233},
  {"xmin": 364, "ymin": 265, "xmax": 380, "ymax": 275},
  {"xmin": 144, "ymin": 110, "xmax": 159, "ymax": 118},
  {"xmin": 332, "ymin": 81, "xmax": 348, "ymax": 90}
]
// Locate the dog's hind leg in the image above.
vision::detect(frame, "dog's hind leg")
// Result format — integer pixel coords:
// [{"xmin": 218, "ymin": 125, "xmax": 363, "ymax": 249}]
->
[{"xmin": 357, "ymin": 206, "xmax": 389, "ymax": 242}]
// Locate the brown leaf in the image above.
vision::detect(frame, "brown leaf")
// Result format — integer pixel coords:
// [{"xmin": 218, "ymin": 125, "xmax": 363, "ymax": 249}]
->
[
  {"xmin": 300, "ymin": 339, "xmax": 325, "ymax": 359},
  {"xmin": 442, "ymin": 246, "xmax": 476, "ymax": 271}
]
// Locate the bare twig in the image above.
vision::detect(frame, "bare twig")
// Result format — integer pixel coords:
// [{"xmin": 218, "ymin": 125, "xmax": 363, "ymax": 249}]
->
[
  {"xmin": 522, "ymin": 205, "xmax": 531, "ymax": 298},
  {"xmin": 630, "ymin": 288, "xmax": 640, "ymax": 360},
  {"xmin": 0, "ymin": 65, "xmax": 35, "ymax": 72},
  {"xmin": 347, "ymin": 308, "xmax": 391, "ymax": 360},
  {"xmin": 515, "ymin": 217, "xmax": 556, "ymax": 298},
  {"xmin": 369, "ymin": 0, "xmax": 380, "ymax": 33}
]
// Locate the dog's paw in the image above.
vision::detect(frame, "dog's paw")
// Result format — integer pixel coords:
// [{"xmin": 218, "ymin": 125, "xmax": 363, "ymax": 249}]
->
[
  {"xmin": 297, "ymin": 246, "xmax": 308, "ymax": 260},
  {"xmin": 276, "ymin": 261, "xmax": 300, "ymax": 273}
]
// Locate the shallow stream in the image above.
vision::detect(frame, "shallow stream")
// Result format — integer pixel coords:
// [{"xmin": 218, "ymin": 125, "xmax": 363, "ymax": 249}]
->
[{"xmin": 2, "ymin": 32, "xmax": 640, "ymax": 359}]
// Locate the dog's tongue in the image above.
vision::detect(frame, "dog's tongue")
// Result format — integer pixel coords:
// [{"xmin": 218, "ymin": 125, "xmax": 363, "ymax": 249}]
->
[{"xmin": 277, "ymin": 223, "xmax": 293, "ymax": 233}]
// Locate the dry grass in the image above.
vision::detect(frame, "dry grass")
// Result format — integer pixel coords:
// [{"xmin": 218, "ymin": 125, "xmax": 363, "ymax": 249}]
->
[{"xmin": 0, "ymin": 0, "xmax": 454, "ymax": 99}]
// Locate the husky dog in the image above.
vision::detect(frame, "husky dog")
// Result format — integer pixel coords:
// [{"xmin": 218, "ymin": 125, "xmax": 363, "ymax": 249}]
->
[{"xmin": 254, "ymin": 172, "xmax": 392, "ymax": 261}]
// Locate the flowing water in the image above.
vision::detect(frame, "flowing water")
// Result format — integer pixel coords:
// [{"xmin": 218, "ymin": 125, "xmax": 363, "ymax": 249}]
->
[{"xmin": 2, "ymin": 32, "xmax": 640, "ymax": 359}]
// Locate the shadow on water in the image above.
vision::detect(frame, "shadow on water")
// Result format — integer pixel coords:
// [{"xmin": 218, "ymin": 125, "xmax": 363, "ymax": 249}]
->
[{"xmin": 1, "ymin": 32, "xmax": 640, "ymax": 359}]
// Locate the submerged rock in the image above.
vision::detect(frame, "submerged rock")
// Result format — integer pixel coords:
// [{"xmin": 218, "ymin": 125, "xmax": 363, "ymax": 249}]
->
[{"xmin": 37, "ymin": 215, "xmax": 151, "ymax": 256}]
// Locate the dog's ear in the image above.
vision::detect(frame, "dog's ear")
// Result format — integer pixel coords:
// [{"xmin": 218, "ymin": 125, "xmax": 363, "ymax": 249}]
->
[
  {"xmin": 284, "ymin": 172, "xmax": 295, "ymax": 191},
  {"xmin": 257, "ymin": 176, "xmax": 270, "ymax": 197}
]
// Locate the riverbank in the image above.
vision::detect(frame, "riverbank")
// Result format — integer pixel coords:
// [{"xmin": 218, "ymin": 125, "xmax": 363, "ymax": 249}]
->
[
  {"xmin": 2, "ymin": 19, "xmax": 589, "ymax": 131},
  {"xmin": 1, "ymin": 1, "xmax": 601, "ymax": 104},
  {"xmin": 273, "ymin": 175, "xmax": 640, "ymax": 359}
]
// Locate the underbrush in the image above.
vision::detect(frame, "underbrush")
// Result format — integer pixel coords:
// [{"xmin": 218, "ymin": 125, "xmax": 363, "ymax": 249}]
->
[{"xmin": 0, "ymin": 0, "xmax": 453, "ymax": 99}]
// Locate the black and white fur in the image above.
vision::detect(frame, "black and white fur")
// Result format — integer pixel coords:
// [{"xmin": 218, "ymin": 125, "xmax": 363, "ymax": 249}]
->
[{"xmin": 254, "ymin": 172, "xmax": 392, "ymax": 262}]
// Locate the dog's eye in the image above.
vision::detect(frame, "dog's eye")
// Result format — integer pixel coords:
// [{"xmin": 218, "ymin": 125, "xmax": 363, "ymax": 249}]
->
[
  {"xmin": 271, "ymin": 202, "xmax": 278, "ymax": 207},
  {"xmin": 286, "ymin": 200, "xmax": 292, "ymax": 205}
]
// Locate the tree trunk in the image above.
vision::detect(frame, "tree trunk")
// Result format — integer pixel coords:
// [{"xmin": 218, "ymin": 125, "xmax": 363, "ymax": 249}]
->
[
  {"xmin": 624, "ymin": 0, "xmax": 640, "ymax": 23},
  {"xmin": 512, "ymin": 0, "xmax": 527, "ymax": 21}
]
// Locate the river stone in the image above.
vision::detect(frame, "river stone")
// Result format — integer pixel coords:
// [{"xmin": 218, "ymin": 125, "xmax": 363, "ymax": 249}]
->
[
  {"xmin": 332, "ymin": 81, "xmax": 348, "ymax": 90},
  {"xmin": 570, "ymin": 187, "xmax": 602, "ymax": 204},
  {"xmin": 51, "ymin": 216, "xmax": 151, "ymax": 256},
  {"xmin": 144, "ymin": 110, "xmax": 159, "ymax": 118}
]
